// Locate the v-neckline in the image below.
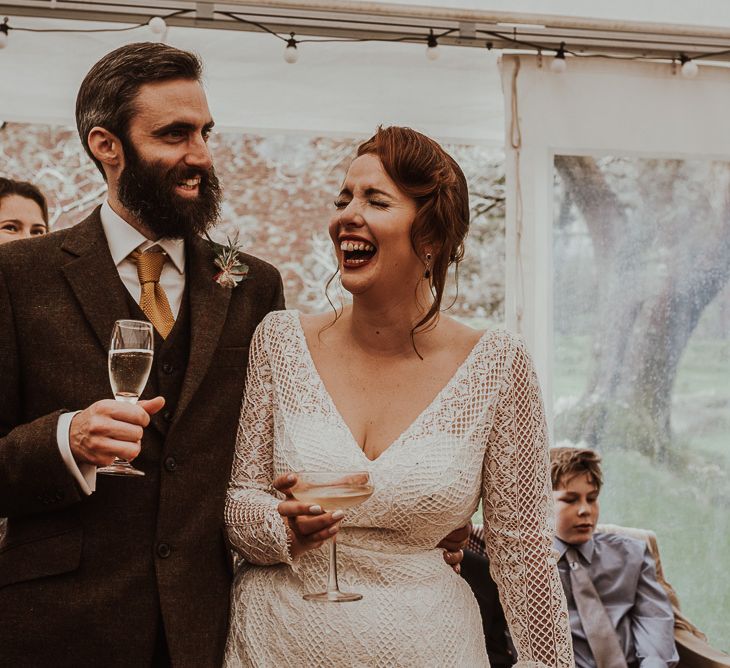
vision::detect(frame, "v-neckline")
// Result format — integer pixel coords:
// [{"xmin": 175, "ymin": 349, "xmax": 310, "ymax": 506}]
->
[{"xmin": 290, "ymin": 310, "xmax": 488, "ymax": 463}]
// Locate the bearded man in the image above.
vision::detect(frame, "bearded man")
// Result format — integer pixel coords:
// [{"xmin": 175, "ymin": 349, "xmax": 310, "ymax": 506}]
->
[{"xmin": 0, "ymin": 43, "xmax": 284, "ymax": 667}]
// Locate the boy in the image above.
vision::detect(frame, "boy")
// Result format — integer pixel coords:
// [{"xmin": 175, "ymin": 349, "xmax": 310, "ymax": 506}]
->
[{"xmin": 470, "ymin": 447, "xmax": 679, "ymax": 667}]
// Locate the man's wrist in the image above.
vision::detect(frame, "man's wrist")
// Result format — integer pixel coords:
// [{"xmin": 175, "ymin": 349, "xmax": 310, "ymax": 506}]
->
[{"xmin": 56, "ymin": 411, "xmax": 96, "ymax": 495}]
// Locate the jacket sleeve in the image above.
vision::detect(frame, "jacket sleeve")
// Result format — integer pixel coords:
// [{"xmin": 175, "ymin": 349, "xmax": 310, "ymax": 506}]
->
[{"xmin": 0, "ymin": 260, "xmax": 83, "ymax": 518}]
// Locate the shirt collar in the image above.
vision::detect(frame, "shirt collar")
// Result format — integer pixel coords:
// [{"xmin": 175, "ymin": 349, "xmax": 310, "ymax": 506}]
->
[
  {"xmin": 100, "ymin": 201, "xmax": 186, "ymax": 274},
  {"xmin": 554, "ymin": 536, "xmax": 595, "ymax": 564}
]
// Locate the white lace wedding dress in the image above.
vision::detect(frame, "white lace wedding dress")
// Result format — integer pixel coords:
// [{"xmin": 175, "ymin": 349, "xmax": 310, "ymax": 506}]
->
[{"xmin": 224, "ymin": 310, "xmax": 573, "ymax": 667}]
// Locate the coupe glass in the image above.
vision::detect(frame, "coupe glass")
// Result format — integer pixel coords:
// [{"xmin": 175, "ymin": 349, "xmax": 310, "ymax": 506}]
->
[
  {"xmin": 291, "ymin": 470, "xmax": 374, "ymax": 602},
  {"xmin": 98, "ymin": 319, "xmax": 154, "ymax": 477}
]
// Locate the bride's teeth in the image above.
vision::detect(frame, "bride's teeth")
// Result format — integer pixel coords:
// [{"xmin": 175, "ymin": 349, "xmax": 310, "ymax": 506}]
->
[{"xmin": 339, "ymin": 240, "xmax": 377, "ymax": 252}]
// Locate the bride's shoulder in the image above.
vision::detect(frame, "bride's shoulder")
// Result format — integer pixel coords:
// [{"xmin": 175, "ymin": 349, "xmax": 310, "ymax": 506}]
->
[
  {"xmin": 437, "ymin": 317, "xmax": 527, "ymax": 363},
  {"xmin": 298, "ymin": 310, "xmax": 334, "ymax": 331},
  {"xmin": 436, "ymin": 316, "xmax": 485, "ymax": 350},
  {"xmin": 254, "ymin": 308, "xmax": 300, "ymax": 343}
]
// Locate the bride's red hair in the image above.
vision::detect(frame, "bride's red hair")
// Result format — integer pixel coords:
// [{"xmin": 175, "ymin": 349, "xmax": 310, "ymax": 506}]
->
[{"xmin": 356, "ymin": 126, "xmax": 470, "ymax": 337}]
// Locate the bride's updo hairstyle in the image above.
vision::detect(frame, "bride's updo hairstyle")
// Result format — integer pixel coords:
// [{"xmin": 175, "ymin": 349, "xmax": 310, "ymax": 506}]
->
[{"xmin": 356, "ymin": 126, "xmax": 470, "ymax": 335}]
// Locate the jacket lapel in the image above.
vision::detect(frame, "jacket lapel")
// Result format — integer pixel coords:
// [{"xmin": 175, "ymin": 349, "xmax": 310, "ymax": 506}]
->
[
  {"xmin": 174, "ymin": 234, "xmax": 232, "ymax": 420},
  {"xmin": 60, "ymin": 209, "xmax": 131, "ymax": 352}
]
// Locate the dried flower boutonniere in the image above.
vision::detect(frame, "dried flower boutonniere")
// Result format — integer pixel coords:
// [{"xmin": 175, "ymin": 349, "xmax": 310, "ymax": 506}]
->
[{"xmin": 205, "ymin": 232, "xmax": 250, "ymax": 288}]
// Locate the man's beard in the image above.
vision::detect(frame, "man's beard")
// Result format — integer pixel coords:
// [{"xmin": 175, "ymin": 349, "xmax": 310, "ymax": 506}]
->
[{"xmin": 117, "ymin": 138, "xmax": 222, "ymax": 240}]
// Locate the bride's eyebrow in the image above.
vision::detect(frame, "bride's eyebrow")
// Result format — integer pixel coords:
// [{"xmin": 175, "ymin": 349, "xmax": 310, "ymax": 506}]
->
[{"xmin": 363, "ymin": 187, "xmax": 393, "ymax": 198}]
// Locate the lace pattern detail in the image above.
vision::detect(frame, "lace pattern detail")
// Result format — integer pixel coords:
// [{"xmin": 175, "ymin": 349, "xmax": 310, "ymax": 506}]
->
[{"xmin": 224, "ymin": 310, "xmax": 573, "ymax": 667}]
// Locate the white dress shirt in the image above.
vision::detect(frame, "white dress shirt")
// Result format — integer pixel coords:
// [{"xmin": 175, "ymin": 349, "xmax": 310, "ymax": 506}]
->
[{"xmin": 57, "ymin": 201, "xmax": 187, "ymax": 493}]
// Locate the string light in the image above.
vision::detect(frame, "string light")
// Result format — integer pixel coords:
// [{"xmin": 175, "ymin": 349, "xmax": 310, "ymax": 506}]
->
[
  {"xmin": 148, "ymin": 16, "xmax": 167, "ymax": 38},
  {"xmin": 679, "ymin": 54, "xmax": 699, "ymax": 78},
  {"xmin": 1, "ymin": 9, "xmax": 728, "ymax": 76},
  {"xmin": 284, "ymin": 32, "xmax": 299, "ymax": 64},
  {"xmin": 0, "ymin": 17, "xmax": 9, "ymax": 49},
  {"xmin": 426, "ymin": 28, "xmax": 440, "ymax": 61},
  {"xmin": 550, "ymin": 42, "xmax": 567, "ymax": 73}
]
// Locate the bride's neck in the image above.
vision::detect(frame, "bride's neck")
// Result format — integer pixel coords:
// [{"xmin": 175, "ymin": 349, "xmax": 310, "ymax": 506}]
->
[{"xmin": 346, "ymin": 296, "xmax": 436, "ymax": 357}]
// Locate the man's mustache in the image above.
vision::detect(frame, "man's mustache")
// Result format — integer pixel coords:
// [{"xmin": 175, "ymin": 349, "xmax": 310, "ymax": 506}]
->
[{"xmin": 167, "ymin": 166, "xmax": 215, "ymax": 186}]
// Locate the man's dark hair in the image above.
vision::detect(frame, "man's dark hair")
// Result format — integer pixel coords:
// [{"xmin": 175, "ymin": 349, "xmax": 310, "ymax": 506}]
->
[
  {"xmin": 0, "ymin": 177, "xmax": 49, "ymax": 225},
  {"xmin": 75, "ymin": 42, "xmax": 203, "ymax": 178}
]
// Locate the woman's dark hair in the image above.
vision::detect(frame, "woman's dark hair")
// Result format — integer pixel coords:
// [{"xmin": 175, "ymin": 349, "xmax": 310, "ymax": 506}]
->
[
  {"xmin": 356, "ymin": 126, "xmax": 470, "ymax": 337},
  {"xmin": 0, "ymin": 177, "xmax": 49, "ymax": 225}
]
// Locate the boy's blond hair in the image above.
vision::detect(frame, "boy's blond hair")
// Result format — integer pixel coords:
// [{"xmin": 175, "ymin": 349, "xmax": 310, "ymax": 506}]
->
[{"xmin": 549, "ymin": 447, "xmax": 603, "ymax": 492}]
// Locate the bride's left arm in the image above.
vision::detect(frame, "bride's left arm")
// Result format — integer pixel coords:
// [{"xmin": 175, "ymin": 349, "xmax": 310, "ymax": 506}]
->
[
  {"xmin": 224, "ymin": 316, "xmax": 292, "ymax": 566},
  {"xmin": 480, "ymin": 334, "xmax": 574, "ymax": 668}
]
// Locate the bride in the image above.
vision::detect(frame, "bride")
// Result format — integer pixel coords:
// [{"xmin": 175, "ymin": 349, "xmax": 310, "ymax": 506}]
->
[{"xmin": 224, "ymin": 126, "xmax": 573, "ymax": 666}]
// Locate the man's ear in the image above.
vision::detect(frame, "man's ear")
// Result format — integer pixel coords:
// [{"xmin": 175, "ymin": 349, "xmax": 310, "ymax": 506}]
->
[{"xmin": 87, "ymin": 127, "xmax": 124, "ymax": 175}]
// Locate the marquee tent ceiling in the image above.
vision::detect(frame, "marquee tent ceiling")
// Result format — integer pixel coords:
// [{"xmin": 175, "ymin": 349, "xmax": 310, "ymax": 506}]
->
[{"xmin": 2, "ymin": 1, "xmax": 730, "ymax": 142}]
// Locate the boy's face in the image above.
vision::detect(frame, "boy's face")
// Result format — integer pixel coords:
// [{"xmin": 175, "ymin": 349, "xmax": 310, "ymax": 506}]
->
[{"xmin": 553, "ymin": 472, "xmax": 600, "ymax": 545}]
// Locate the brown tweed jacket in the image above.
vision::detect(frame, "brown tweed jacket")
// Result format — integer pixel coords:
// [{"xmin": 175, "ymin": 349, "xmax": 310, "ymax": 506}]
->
[{"xmin": 0, "ymin": 208, "xmax": 284, "ymax": 667}]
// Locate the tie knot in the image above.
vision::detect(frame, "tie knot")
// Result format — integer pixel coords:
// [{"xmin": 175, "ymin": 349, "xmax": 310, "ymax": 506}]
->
[
  {"xmin": 565, "ymin": 547, "xmax": 583, "ymax": 569},
  {"xmin": 130, "ymin": 249, "xmax": 168, "ymax": 284}
]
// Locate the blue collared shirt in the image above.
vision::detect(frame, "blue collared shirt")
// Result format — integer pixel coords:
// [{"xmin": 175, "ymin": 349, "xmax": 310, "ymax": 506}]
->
[{"xmin": 555, "ymin": 534, "xmax": 679, "ymax": 668}]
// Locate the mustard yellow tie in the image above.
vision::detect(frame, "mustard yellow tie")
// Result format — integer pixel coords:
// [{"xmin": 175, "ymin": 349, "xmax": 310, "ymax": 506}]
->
[{"xmin": 130, "ymin": 248, "xmax": 175, "ymax": 339}]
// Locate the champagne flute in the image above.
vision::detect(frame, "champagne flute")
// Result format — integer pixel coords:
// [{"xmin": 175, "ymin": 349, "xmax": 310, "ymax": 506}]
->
[
  {"xmin": 98, "ymin": 319, "xmax": 154, "ymax": 477},
  {"xmin": 291, "ymin": 470, "xmax": 374, "ymax": 602}
]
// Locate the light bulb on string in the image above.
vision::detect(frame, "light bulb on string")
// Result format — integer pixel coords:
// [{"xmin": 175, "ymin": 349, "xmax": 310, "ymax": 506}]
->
[
  {"xmin": 0, "ymin": 18, "xmax": 9, "ymax": 49},
  {"xmin": 679, "ymin": 54, "xmax": 699, "ymax": 78},
  {"xmin": 426, "ymin": 29, "xmax": 440, "ymax": 61},
  {"xmin": 148, "ymin": 16, "xmax": 167, "ymax": 41},
  {"xmin": 284, "ymin": 33, "xmax": 298, "ymax": 64},
  {"xmin": 550, "ymin": 42, "xmax": 567, "ymax": 73}
]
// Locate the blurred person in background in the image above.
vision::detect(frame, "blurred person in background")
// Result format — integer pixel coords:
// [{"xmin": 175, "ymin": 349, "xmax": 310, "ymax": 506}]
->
[{"xmin": 0, "ymin": 177, "xmax": 49, "ymax": 245}]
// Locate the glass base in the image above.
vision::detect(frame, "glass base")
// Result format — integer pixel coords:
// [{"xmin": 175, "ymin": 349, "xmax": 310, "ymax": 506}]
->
[
  {"xmin": 97, "ymin": 459, "xmax": 145, "ymax": 477},
  {"xmin": 303, "ymin": 591, "xmax": 362, "ymax": 603}
]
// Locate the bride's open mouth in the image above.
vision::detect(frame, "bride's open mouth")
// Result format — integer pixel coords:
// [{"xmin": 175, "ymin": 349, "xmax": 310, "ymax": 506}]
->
[{"xmin": 340, "ymin": 239, "xmax": 377, "ymax": 269}]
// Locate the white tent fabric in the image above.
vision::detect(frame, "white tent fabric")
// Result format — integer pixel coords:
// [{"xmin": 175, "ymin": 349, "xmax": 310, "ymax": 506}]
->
[
  {"xmin": 0, "ymin": 17, "xmax": 503, "ymax": 143},
  {"xmin": 5, "ymin": 1, "xmax": 730, "ymax": 143},
  {"xmin": 386, "ymin": 0, "xmax": 730, "ymax": 27},
  {"xmin": 499, "ymin": 53, "xmax": 730, "ymax": 396}
]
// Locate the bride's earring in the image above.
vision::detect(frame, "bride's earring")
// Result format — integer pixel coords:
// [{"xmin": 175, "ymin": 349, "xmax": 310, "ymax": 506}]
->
[{"xmin": 424, "ymin": 252, "xmax": 432, "ymax": 279}]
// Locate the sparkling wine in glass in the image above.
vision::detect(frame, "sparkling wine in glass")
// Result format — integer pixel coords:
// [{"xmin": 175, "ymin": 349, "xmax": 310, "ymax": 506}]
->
[
  {"xmin": 98, "ymin": 319, "xmax": 154, "ymax": 477},
  {"xmin": 291, "ymin": 470, "xmax": 374, "ymax": 602}
]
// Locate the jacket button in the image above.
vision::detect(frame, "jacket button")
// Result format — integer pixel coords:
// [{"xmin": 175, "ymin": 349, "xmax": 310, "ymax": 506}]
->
[
  {"xmin": 163, "ymin": 410, "xmax": 173, "ymax": 422},
  {"xmin": 157, "ymin": 542, "xmax": 171, "ymax": 558},
  {"xmin": 162, "ymin": 363, "xmax": 174, "ymax": 375},
  {"xmin": 164, "ymin": 456, "xmax": 177, "ymax": 472}
]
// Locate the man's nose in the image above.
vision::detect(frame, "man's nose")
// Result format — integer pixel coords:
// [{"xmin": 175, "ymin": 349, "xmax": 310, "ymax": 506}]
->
[{"xmin": 185, "ymin": 136, "xmax": 213, "ymax": 171}]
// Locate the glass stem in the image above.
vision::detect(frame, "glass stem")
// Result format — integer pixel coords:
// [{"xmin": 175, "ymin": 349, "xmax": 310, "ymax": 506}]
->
[{"xmin": 326, "ymin": 536, "xmax": 341, "ymax": 597}]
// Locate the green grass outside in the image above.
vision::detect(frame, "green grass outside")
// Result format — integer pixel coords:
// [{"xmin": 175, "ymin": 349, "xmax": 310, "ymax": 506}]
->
[{"xmin": 553, "ymin": 334, "xmax": 730, "ymax": 647}]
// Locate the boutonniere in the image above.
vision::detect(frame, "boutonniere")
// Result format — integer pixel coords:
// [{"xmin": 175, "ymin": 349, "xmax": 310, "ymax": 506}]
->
[{"xmin": 205, "ymin": 232, "xmax": 250, "ymax": 289}]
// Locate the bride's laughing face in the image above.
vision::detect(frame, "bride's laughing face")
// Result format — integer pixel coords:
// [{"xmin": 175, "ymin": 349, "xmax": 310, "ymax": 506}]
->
[{"xmin": 329, "ymin": 154, "xmax": 420, "ymax": 296}]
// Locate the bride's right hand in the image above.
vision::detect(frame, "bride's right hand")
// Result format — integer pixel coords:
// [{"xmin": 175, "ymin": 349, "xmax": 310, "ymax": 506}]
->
[{"xmin": 273, "ymin": 473, "xmax": 344, "ymax": 559}]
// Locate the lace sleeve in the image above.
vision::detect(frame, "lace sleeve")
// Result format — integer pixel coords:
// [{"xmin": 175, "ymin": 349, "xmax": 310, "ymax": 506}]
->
[
  {"xmin": 481, "ymin": 336, "xmax": 574, "ymax": 668},
  {"xmin": 224, "ymin": 316, "xmax": 292, "ymax": 566}
]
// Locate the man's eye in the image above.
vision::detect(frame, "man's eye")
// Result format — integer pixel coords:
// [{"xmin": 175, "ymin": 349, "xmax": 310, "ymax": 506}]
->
[{"xmin": 166, "ymin": 130, "xmax": 186, "ymax": 140}]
